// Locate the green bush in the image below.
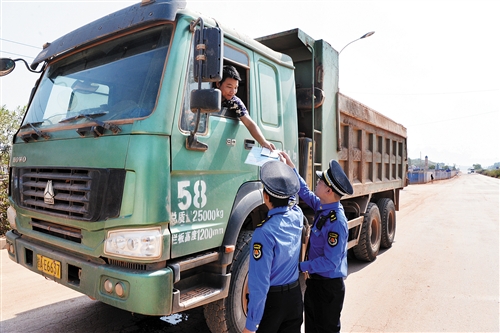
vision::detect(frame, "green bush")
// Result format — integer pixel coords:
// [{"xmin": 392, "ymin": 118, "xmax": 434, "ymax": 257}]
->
[
  {"xmin": 481, "ymin": 169, "xmax": 500, "ymax": 178},
  {"xmin": 0, "ymin": 173, "xmax": 10, "ymax": 235},
  {"xmin": 1, "ymin": 105, "xmax": 24, "ymax": 236}
]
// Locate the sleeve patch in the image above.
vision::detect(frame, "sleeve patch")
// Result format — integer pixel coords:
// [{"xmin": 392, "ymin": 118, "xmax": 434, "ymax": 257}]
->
[
  {"xmin": 253, "ymin": 243, "xmax": 263, "ymax": 260},
  {"xmin": 328, "ymin": 232, "xmax": 339, "ymax": 247}
]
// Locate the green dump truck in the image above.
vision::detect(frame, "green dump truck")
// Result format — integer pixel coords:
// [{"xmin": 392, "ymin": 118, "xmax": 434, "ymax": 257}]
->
[{"xmin": 3, "ymin": 0, "xmax": 407, "ymax": 331}]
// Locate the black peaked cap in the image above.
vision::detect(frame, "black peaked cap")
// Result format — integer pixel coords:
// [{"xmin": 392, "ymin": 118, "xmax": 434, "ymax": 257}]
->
[
  {"xmin": 260, "ymin": 161, "xmax": 300, "ymax": 199},
  {"xmin": 315, "ymin": 159, "xmax": 353, "ymax": 197}
]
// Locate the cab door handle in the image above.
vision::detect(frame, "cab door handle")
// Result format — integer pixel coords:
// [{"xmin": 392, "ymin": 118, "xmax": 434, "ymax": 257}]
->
[{"xmin": 244, "ymin": 139, "xmax": 255, "ymax": 150}]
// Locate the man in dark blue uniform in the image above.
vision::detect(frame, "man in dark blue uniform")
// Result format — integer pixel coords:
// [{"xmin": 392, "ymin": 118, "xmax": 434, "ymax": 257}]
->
[
  {"xmin": 281, "ymin": 152, "xmax": 353, "ymax": 333},
  {"xmin": 217, "ymin": 65, "xmax": 275, "ymax": 151},
  {"xmin": 244, "ymin": 160, "xmax": 304, "ymax": 333}
]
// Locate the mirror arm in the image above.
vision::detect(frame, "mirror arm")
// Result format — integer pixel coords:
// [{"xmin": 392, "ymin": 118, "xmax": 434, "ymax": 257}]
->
[
  {"xmin": 13, "ymin": 58, "xmax": 43, "ymax": 74},
  {"xmin": 187, "ymin": 18, "xmax": 209, "ymax": 151}
]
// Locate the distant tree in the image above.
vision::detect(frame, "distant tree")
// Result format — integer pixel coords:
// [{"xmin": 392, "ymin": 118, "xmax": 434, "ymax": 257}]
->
[
  {"xmin": 1, "ymin": 105, "xmax": 25, "ymax": 235},
  {"xmin": 473, "ymin": 164, "xmax": 482, "ymax": 170},
  {"xmin": 429, "ymin": 165, "xmax": 435, "ymax": 170}
]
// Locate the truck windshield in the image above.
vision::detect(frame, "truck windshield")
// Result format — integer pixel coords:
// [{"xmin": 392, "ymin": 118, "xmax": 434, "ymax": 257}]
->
[{"xmin": 22, "ymin": 25, "xmax": 173, "ymax": 128}]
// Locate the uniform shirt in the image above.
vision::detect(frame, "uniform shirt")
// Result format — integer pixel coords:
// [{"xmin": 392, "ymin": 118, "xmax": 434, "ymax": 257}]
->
[
  {"xmin": 221, "ymin": 95, "xmax": 248, "ymax": 118},
  {"xmin": 294, "ymin": 169, "xmax": 348, "ymax": 279},
  {"xmin": 245, "ymin": 203, "xmax": 303, "ymax": 332}
]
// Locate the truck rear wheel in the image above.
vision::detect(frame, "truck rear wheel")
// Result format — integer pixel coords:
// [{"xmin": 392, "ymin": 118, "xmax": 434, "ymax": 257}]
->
[
  {"xmin": 377, "ymin": 198, "xmax": 396, "ymax": 248},
  {"xmin": 203, "ymin": 230, "xmax": 252, "ymax": 333},
  {"xmin": 353, "ymin": 203, "xmax": 381, "ymax": 262}
]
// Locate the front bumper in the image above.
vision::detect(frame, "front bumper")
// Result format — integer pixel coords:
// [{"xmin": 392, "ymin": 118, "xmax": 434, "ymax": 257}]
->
[{"xmin": 5, "ymin": 230, "xmax": 174, "ymax": 316}]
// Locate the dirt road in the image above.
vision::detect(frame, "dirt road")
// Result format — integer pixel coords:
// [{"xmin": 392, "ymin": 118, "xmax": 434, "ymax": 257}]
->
[
  {"xmin": 1, "ymin": 173, "xmax": 498, "ymax": 332},
  {"xmin": 342, "ymin": 173, "xmax": 499, "ymax": 332}
]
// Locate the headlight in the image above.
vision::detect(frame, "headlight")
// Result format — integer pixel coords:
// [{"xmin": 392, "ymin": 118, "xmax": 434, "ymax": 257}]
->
[
  {"xmin": 7, "ymin": 206, "xmax": 17, "ymax": 230},
  {"xmin": 104, "ymin": 227, "xmax": 162, "ymax": 259}
]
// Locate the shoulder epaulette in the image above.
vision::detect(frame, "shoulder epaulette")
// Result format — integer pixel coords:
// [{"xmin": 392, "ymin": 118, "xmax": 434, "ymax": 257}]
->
[
  {"xmin": 256, "ymin": 216, "xmax": 271, "ymax": 228},
  {"xmin": 316, "ymin": 210, "xmax": 337, "ymax": 230}
]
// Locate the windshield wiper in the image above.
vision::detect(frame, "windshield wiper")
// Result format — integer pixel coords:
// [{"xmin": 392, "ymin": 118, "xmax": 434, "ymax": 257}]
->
[
  {"xmin": 19, "ymin": 121, "xmax": 43, "ymax": 129},
  {"xmin": 20, "ymin": 122, "xmax": 51, "ymax": 142},
  {"xmin": 59, "ymin": 112, "xmax": 107, "ymax": 123},
  {"xmin": 59, "ymin": 112, "xmax": 121, "ymax": 135}
]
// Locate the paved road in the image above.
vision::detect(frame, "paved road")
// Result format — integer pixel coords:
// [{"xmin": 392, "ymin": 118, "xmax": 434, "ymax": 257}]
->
[{"xmin": 1, "ymin": 173, "xmax": 498, "ymax": 332}]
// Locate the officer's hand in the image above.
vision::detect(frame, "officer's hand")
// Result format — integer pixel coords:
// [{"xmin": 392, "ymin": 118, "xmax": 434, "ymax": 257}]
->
[
  {"xmin": 279, "ymin": 151, "xmax": 295, "ymax": 168},
  {"xmin": 242, "ymin": 329, "xmax": 255, "ymax": 333}
]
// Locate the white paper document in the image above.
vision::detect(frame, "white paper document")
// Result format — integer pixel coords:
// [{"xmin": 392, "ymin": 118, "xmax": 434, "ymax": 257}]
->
[{"xmin": 244, "ymin": 146, "xmax": 281, "ymax": 166}]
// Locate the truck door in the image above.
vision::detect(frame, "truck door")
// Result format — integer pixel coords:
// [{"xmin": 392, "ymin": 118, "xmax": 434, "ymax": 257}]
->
[{"xmin": 169, "ymin": 44, "xmax": 263, "ymax": 258}]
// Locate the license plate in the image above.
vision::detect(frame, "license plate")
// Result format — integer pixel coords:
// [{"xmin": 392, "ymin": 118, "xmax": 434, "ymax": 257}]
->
[{"xmin": 36, "ymin": 254, "xmax": 61, "ymax": 279}]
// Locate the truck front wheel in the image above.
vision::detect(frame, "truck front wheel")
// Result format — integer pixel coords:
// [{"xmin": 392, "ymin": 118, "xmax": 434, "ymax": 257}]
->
[
  {"xmin": 353, "ymin": 202, "xmax": 381, "ymax": 262},
  {"xmin": 203, "ymin": 230, "xmax": 252, "ymax": 333},
  {"xmin": 377, "ymin": 198, "xmax": 396, "ymax": 248}
]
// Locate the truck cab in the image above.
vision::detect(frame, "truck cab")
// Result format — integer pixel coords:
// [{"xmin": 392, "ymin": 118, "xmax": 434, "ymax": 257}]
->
[{"xmin": 5, "ymin": 0, "xmax": 297, "ymax": 329}]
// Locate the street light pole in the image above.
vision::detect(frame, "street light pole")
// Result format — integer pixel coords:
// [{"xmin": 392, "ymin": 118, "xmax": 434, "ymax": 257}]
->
[
  {"xmin": 338, "ymin": 31, "xmax": 375, "ymax": 89},
  {"xmin": 339, "ymin": 31, "xmax": 375, "ymax": 54},
  {"xmin": 336, "ymin": 31, "xmax": 375, "ymax": 151}
]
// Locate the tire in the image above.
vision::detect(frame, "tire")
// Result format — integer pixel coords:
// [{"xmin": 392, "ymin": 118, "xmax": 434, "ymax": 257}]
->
[
  {"xmin": 377, "ymin": 198, "xmax": 396, "ymax": 249},
  {"xmin": 203, "ymin": 230, "xmax": 252, "ymax": 333},
  {"xmin": 353, "ymin": 203, "xmax": 381, "ymax": 262}
]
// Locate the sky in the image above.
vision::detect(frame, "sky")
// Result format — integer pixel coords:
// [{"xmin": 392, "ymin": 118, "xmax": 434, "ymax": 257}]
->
[{"xmin": 1, "ymin": 0, "xmax": 499, "ymax": 170}]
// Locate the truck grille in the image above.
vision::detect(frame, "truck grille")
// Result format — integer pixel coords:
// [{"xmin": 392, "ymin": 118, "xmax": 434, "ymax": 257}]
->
[
  {"xmin": 108, "ymin": 259, "xmax": 148, "ymax": 271},
  {"xmin": 107, "ymin": 258, "xmax": 166, "ymax": 271},
  {"xmin": 13, "ymin": 167, "xmax": 126, "ymax": 222}
]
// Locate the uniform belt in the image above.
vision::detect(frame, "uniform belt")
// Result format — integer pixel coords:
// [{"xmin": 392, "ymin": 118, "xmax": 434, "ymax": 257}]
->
[
  {"xmin": 309, "ymin": 273, "xmax": 342, "ymax": 280},
  {"xmin": 269, "ymin": 280, "xmax": 299, "ymax": 292}
]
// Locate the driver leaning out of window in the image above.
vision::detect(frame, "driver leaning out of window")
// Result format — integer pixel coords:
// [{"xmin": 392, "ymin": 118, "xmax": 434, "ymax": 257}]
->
[{"xmin": 216, "ymin": 65, "xmax": 275, "ymax": 151}]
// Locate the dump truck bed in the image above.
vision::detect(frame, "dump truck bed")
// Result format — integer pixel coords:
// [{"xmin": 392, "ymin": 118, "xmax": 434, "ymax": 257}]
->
[
  {"xmin": 256, "ymin": 29, "xmax": 407, "ymax": 200},
  {"xmin": 337, "ymin": 93, "xmax": 407, "ymax": 199}
]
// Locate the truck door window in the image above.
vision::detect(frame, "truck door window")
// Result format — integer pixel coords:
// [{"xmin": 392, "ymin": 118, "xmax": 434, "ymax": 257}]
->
[
  {"xmin": 257, "ymin": 62, "xmax": 280, "ymax": 127},
  {"xmin": 21, "ymin": 25, "xmax": 173, "ymax": 129},
  {"xmin": 222, "ymin": 45, "xmax": 250, "ymax": 116},
  {"xmin": 224, "ymin": 45, "xmax": 249, "ymax": 67},
  {"xmin": 212, "ymin": 45, "xmax": 250, "ymax": 119},
  {"xmin": 180, "ymin": 43, "xmax": 250, "ymax": 132}
]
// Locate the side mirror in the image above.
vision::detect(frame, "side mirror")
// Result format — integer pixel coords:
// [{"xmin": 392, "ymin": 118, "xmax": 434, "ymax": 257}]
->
[
  {"xmin": 190, "ymin": 89, "xmax": 221, "ymax": 113},
  {"xmin": 0, "ymin": 57, "xmax": 43, "ymax": 76},
  {"xmin": 187, "ymin": 18, "xmax": 224, "ymax": 151},
  {"xmin": 186, "ymin": 88, "xmax": 222, "ymax": 151},
  {"xmin": 193, "ymin": 27, "xmax": 223, "ymax": 82},
  {"xmin": 0, "ymin": 58, "xmax": 16, "ymax": 76}
]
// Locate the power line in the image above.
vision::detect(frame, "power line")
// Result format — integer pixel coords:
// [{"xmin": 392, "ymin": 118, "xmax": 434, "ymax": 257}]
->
[
  {"xmin": 408, "ymin": 110, "xmax": 499, "ymax": 127},
  {"xmin": 343, "ymin": 89, "xmax": 498, "ymax": 96},
  {"xmin": 0, "ymin": 50, "xmax": 35, "ymax": 59},
  {"xmin": 0, "ymin": 38, "xmax": 40, "ymax": 49}
]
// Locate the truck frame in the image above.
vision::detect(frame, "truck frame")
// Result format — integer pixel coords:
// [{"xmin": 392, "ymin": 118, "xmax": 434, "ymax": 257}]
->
[{"xmin": 3, "ymin": 1, "xmax": 407, "ymax": 332}]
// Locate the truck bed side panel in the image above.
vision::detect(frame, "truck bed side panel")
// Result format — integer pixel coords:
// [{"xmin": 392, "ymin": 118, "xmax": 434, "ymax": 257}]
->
[{"xmin": 338, "ymin": 93, "xmax": 407, "ymax": 198}]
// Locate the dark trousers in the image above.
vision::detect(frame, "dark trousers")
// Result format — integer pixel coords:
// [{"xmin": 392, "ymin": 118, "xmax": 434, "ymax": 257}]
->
[
  {"xmin": 304, "ymin": 277, "xmax": 345, "ymax": 333},
  {"xmin": 256, "ymin": 284, "xmax": 303, "ymax": 333}
]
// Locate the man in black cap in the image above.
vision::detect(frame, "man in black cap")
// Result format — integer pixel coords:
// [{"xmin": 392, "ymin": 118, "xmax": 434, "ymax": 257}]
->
[
  {"xmin": 244, "ymin": 160, "xmax": 304, "ymax": 333},
  {"xmin": 281, "ymin": 152, "xmax": 353, "ymax": 333}
]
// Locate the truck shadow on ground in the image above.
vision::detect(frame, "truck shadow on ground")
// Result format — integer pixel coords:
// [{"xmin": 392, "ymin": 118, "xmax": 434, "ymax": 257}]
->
[
  {"xmin": 3, "ymin": 248, "xmax": 387, "ymax": 333},
  {"xmin": 2, "ymin": 296, "xmax": 211, "ymax": 333},
  {"xmin": 347, "ymin": 246, "xmax": 392, "ymax": 275}
]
